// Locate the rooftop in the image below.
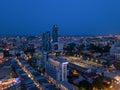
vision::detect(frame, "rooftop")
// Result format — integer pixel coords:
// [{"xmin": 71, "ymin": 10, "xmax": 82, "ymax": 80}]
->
[{"xmin": 60, "ymin": 81, "xmax": 74, "ymax": 90}]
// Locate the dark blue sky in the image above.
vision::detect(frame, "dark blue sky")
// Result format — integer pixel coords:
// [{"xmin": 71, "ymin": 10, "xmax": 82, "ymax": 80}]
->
[{"xmin": 0, "ymin": 0, "xmax": 120, "ymax": 35}]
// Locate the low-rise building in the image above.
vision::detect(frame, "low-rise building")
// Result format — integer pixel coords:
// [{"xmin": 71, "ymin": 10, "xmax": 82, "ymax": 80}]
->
[
  {"xmin": 45, "ymin": 57, "xmax": 68, "ymax": 84},
  {"xmin": 59, "ymin": 81, "xmax": 74, "ymax": 90}
]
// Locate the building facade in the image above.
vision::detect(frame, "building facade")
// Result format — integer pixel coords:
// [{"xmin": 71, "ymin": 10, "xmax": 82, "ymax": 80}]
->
[
  {"xmin": 42, "ymin": 31, "xmax": 51, "ymax": 51},
  {"xmin": 52, "ymin": 25, "xmax": 58, "ymax": 43},
  {"xmin": 45, "ymin": 57, "xmax": 68, "ymax": 84},
  {"xmin": 110, "ymin": 39, "xmax": 120, "ymax": 60}
]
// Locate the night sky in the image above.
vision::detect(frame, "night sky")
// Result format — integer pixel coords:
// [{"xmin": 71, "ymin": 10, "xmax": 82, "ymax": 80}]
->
[{"xmin": 0, "ymin": 0, "xmax": 120, "ymax": 36}]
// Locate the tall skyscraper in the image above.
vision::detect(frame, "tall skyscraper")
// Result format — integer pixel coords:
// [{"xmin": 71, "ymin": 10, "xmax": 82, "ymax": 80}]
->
[
  {"xmin": 52, "ymin": 25, "xmax": 58, "ymax": 43},
  {"xmin": 42, "ymin": 31, "xmax": 51, "ymax": 51},
  {"xmin": 52, "ymin": 25, "xmax": 59, "ymax": 51}
]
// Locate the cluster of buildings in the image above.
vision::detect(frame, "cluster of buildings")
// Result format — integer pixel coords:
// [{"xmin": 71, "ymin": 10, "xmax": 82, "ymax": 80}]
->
[
  {"xmin": 41, "ymin": 25, "xmax": 74, "ymax": 90},
  {"xmin": 0, "ymin": 25, "xmax": 120, "ymax": 90},
  {"xmin": 0, "ymin": 57, "xmax": 21, "ymax": 90},
  {"xmin": 13, "ymin": 58, "xmax": 59, "ymax": 90},
  {"xmin": 42, "ymin": 25, "xmax": 63, "ymax": 52},
  {"xmin": 0, "ymin": 25, "xmax": 74, "ymax": 90},
  {"xmin": 110, "ymin": 36, "xmax": 120, "ymax": 60},
  {"xmin": 41, "ymin": 26, "xmax": 120, "ymax": 90}
]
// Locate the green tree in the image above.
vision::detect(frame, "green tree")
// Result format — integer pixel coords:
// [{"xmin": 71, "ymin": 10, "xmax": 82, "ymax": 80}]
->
[
  {"xmin": 79, "ymin": 80, "xmax": 91, "ymax": 90},
  {"xmin": 92, "ymin": 76, "xmax": 105, "ymax": 90}
]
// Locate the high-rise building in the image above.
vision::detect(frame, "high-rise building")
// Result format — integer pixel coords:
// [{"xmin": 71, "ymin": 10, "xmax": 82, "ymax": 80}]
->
[
  {"xmin": 52, "ymin": 25, "xmax": 59, "ymax": 51},
  {"xmin": 42, "ymin": 31, "xmax": 51, "ymax": 51},
  {"xmin": 52, "ymin": 25, "xmax": 58, "ymax": 43},
  {"xmin": 45, "ymin": 57, "xmax": 68, "ymax": 84}
]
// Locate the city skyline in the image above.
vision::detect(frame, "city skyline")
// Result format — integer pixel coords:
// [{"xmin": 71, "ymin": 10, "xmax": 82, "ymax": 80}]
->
[
  {"xmin": 0, "ymin": 0, "xmax": 120, "ymax": 35},
  {"xmin": 0, "ymin": 28, "xmax": 120, "ymax": 89}
]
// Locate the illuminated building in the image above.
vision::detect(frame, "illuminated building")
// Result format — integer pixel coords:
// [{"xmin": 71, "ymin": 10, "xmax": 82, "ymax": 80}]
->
[
  {"xmin": 45, "ymin": 57, "xmax": 68, "ymax": 84},
  {"xmin": 0, "ymin": 61, "xmax": 21, "ymax": 90},
  {"xmin": 110, "ymin": 37, "xmax": 120, "ymax": 60},
  {"xmin": 0, "ymin": 78, "xmax": 21, "ymax": 90},
  {"xmin": 0, "ymin": 52, "xmax": 4, "ymax": 59}
]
